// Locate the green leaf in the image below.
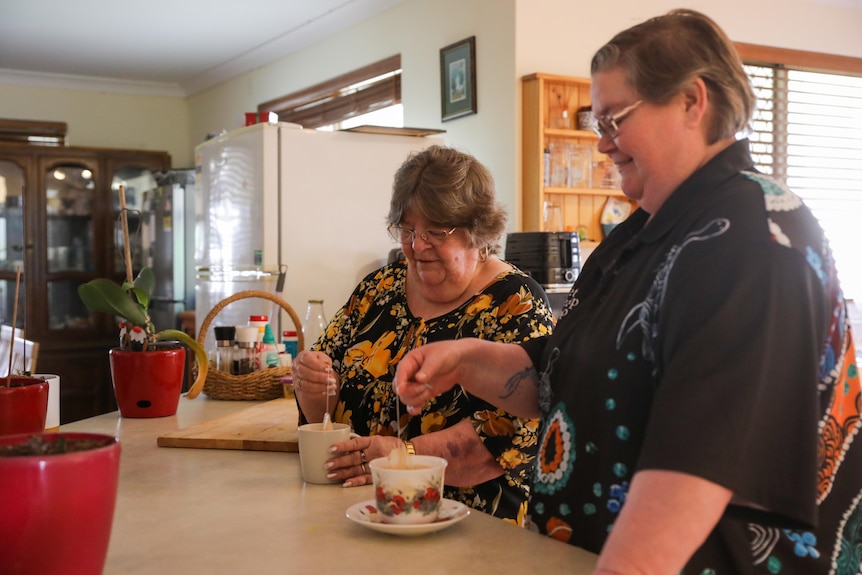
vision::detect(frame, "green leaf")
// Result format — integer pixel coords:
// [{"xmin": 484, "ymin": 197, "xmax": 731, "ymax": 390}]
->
[
  {"xmin": 134, "ymin": 267, "xmax": 156, "ymax": 297},
  {"xmin": 78, "ymin": 278, "xmax": 149, "ymax": 327},
  {"xmin": 130, "ymin": 267, "xmax": 155, "ymax": 309},
  {"xmin": 157, "ymin": 329, "xmax": 209, "ymax": 400},
  {"xmin": 130, "ymin": 286, "xmax": 150, "ymax": 310}
]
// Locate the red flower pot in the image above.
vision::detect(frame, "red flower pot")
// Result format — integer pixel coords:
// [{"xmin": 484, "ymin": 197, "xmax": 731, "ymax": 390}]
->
[
  {"xmin": 0, "ymin": 376, "xmax": 49, "ymax": 435},
  {"xmin": 0, "ymin": 432, "xmax": 121, "ymax": 575},
  {"xmin": 109, "ymin": 345, "xmax": 185, "ymax": 418}
]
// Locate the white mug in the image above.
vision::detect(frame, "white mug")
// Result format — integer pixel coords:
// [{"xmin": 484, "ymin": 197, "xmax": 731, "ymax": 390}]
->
[
  {"xmin": 33, "ymin": 374, "xmax": 60, "ymax": 432},
  {"xmin": 297, "ymin": 422, "xmax": 358, "ymax": 484}
]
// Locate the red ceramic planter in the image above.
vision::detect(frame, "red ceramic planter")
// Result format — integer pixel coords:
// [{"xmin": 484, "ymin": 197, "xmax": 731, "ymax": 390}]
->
[
  {"xmin": 109, "ymin": 346, "xmax": 186, "ymax": 418},
  {"xmin": 0, "ymin": 376, "xmax": 49, "ymax": 435},
  {"xmin": 0, "ymin": 432, "xmax": 121, "ymax": 575}
]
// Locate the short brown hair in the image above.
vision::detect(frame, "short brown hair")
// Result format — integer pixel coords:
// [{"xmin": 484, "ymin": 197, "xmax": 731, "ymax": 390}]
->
[
  {"xmin": 388, "ymin": 145, "xmax": 507, "ymax": 255},
  {"xmin": 591, "ymin": 9, "xmax": 755, "ymax": 143}
]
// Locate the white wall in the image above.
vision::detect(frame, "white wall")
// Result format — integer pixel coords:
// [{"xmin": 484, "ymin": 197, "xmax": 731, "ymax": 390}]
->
[
  {"xmin": 0, "ymin": 83, "xmax": 188, "ymax": 164},
  {"xmin": 187, "ymin": 0, "xmax": 517, "ymax": 226},
  {"xmin": 515, "ymin": 0, "xmax": 861, "ymax": 79}
]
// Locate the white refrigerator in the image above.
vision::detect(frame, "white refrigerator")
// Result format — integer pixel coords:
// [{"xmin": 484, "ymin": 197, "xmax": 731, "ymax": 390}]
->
[{"xmin": 194, "ymin": 122, "xmax": 440, "ymax": 350}]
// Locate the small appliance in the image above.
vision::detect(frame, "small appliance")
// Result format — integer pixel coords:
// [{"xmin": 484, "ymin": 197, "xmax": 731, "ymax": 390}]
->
[{"xmin": 505, "ymin": 231, "xmax": 580, "ymax": 317}]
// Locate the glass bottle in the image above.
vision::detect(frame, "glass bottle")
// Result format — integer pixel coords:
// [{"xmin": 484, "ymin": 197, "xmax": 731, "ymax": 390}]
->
[
  {"xmin": 302, "ymin": 299, "xmax": 327, "ymax": 349},
  {"xmin": 543, "ymin": 147, "xmax": 551, "ymax": 188},
  {"xmin": 258, "ymin": 324, "xmax": 280, "ymax": 370},
  {"xmin": 555, "ymin": 109, "xmax": 572, "ymax": 129},
  {"xmin": 549, "ymin": 143, "xmax": 567, "ymax": 187}
]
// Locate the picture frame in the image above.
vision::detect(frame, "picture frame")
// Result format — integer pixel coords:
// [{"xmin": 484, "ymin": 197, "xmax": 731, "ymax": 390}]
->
[{"xmin": 439, "ymin": 36, "xmax": 477, "ymax": 122}]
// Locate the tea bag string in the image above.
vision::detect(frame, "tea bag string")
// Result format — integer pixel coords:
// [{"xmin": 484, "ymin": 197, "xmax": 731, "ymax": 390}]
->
[{"xmin": 321, "ymin": 366, "xmax": 333, "ymax": 430}]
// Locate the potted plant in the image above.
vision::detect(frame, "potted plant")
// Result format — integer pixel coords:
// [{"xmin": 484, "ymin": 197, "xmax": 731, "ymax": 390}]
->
[
  {"xmin": 0, "ymin": 376, "xmax": 49, "ymax": 436},
  {"xmin": 0, "ymin": 269, "xmax": 50, "ymax": 435},
  {"xmin": 78, "ymin": 265, "xmax": 208, "ymax": 417},
  {"xmin": 79, "ymin": 186, "xmax": 208, "ymax": 417},
  {"xmin": 0, "ymin": 431, "xmax": 121, "ymax": 575}
]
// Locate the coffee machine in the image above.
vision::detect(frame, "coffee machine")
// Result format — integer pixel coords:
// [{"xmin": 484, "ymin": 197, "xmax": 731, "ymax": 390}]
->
[{"xmin": 505, "ymin": 231, "xmax": 580, "ymax": 317}]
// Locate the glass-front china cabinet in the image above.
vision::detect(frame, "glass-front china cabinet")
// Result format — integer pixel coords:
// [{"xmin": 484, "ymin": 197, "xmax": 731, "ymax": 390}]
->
[{"xmin": 0, "ymin": 144, "xmax": 170, "ymax": 422}]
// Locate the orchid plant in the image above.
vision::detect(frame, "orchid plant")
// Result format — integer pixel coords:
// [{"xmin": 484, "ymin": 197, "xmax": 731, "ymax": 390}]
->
[
  {"xmin": 77, "ymin": 266, "xmax": 208, "ymax": 398},
  {"xmin": 76, "ymin": 185, "xmax": 207, "ymax": 398}
]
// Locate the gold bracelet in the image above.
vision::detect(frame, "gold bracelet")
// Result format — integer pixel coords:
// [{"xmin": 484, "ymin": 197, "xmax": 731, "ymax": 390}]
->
[{"xmin": 403, "ymin": 440, "xmax": 416, "ymax": 455}]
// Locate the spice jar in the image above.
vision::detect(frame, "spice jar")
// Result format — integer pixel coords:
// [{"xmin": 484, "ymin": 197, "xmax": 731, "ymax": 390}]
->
[
  {"xmin": 247, "ymin": 314, "xmax": 268, "ymax": 342},
  {"xmin": 234, "ymin": 326, "xmax": 259, "ymax": 375},
  {"xmin": 577, "ymin": 106, "xmax": 596, "ymax": 132},
  {"xmin": 282, "ymin": 330, "xmax": 299, "ymax": 360},
  {"xmin": 213, "ymin": 326, "xmax": 236, "ymax": 374}
]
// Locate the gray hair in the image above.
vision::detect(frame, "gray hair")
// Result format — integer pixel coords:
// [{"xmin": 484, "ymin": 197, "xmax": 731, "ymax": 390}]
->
[
  {"xmin": 591, "ymin": 9, "xmax": 755, "ymax": 143},
  {"xmin": 387, "ymin": 145, "xmax": 507, "ymax": 255}
]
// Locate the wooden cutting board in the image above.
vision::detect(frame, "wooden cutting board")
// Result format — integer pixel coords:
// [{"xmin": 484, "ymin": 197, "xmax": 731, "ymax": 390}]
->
[{"xmin": 157, "ymin": 398, "xmax": 300, "ymax": 452}]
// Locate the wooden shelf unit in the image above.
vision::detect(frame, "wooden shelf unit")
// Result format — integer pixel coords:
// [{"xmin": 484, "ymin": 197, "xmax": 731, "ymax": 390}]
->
[{"xmin": 521, "ymin": 72, "xmax": 634, "ymax": 242}]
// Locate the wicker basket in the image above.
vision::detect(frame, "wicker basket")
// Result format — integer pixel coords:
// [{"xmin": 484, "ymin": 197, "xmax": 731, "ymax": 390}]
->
[{"xmin": 197, "ymin": 290, "xmax": 305, "ymax": 400}]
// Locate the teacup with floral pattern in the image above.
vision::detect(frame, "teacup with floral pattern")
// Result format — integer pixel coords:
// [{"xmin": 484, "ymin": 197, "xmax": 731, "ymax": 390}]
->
[{"xmin": 368, "ymin": 454, "xmax": 448, "ymax": 524}]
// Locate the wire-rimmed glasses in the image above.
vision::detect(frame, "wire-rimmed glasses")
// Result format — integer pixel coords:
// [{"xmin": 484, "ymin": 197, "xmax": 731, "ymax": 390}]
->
[
  {"xmin": 388, "ymin": 225, "xmax": 457, "ymax": 246},
  {"xmin": 593, "ymin": 100, "xmax": 643, "ymax": 140}
]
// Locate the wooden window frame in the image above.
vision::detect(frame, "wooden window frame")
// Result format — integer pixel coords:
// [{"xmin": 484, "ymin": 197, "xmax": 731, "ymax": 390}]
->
[
  {"xmin": 735, "ymin": 43, "xmax": 862, "ymax": 76},
  {"xmin": 258, "ymin": 55, "xmax": 401, "ymax": 129}
]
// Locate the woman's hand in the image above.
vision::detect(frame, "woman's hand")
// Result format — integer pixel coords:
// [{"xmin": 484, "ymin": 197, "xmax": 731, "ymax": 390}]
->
[
  {"xmin": 324, "ymin": 434, "xmax": 406, "ymax": 487},
  {"xmin": 293, "ymin": 350, "xmax": 339, "ymax": 422},
  {"xmin": 396, "ymin": 338, "xmax": 542, "ymax": 419},
  {"xmin": 394, "ymin": 341, "xmax": 463, "ymax": 414}
]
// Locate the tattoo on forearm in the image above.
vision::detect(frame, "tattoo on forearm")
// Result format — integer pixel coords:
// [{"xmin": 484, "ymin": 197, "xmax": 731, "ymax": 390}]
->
[{"xmin": 500, "ymin": 367, "xmax": 539, "ymax": 399}]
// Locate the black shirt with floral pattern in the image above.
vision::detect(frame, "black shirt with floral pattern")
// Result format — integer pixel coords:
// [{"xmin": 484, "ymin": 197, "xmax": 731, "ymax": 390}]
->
[{"xmin": 310, "ymin": 260, "xmax": 556, "ymax": 524}]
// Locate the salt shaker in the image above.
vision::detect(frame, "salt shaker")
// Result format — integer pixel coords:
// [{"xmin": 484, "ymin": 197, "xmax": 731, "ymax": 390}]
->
[{"xmin": 213, "ymin": 325, "xmax": 236, "ymax": 374}]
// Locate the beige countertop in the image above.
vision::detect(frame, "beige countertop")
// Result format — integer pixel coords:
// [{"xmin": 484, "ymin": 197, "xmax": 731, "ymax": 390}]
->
[{"xmin": 63, "ymin": 397, "xmax": 598, "ymax": 575}]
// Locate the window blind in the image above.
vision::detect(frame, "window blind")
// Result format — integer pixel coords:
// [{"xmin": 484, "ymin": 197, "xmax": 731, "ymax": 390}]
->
[{"xmin": 745, "ymin": 64, "xmax": 862, "ymax": 299}]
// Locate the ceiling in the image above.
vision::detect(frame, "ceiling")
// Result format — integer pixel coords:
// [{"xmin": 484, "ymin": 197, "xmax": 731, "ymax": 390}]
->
[{"xmin": 0, "ymin": 0, "xmax": 407, "ymax": 97}]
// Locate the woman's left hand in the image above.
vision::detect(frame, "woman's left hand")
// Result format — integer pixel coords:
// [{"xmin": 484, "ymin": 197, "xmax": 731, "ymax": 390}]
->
[{"xmin": 324, "ymin": 434, "xmax": 406, "ymax": 487}]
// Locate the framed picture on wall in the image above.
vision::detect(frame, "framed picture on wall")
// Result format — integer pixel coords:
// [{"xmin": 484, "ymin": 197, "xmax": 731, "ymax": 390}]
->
[{"xmin": 439, "ymin": 36, "xmax": 477, "ymax": 122}]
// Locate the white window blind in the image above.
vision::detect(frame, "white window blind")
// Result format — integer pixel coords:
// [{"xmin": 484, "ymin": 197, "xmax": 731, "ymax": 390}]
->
[{"xmin": 745, "ymin": 64, "xmax": 862, "ymax": 299}]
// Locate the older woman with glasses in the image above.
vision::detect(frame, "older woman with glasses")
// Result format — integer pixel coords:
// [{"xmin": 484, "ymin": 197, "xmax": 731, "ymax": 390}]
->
[
  {"xmin": 291, "ymin": 145, "xmax": 555, "ymax": 524},
  {"xmin": 396, "ymin": 10, "xmax": 861, "ymax": 574}
]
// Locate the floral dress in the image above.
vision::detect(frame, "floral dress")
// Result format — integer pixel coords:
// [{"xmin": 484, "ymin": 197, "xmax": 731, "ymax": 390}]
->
[{"xmin": 312, "ymin": 260, "xmax": 555, "ymax": 524}]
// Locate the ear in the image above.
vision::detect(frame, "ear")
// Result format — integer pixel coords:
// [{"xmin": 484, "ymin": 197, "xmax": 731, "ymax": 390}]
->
[{"xmin": 681, "ymin": 77, "xmax": 709, "ymax": 126}]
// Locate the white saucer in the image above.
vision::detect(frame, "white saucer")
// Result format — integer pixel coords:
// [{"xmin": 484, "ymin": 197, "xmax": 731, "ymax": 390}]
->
[{"xmin": 345, "ymin": 498, "xmax": 470, "ymax": 536}]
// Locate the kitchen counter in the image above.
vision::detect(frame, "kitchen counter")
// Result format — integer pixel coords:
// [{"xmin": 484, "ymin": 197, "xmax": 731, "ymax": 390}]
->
[{"xmin": 63, "ymin": 397, "xmax": 598, "ymax": 575}]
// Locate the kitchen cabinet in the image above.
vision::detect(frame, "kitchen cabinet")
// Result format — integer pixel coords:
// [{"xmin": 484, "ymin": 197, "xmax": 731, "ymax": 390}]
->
[
  {"xmin": 0, "ymin": 143, "xmax": 171, "ymax": 423},
  {"xmin": 521, "ymin": 73, "xmax": 635, "ymax": 244}
]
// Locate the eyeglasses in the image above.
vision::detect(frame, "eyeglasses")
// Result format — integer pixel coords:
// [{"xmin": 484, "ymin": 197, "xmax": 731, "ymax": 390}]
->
[
  {"xmin": 388, "ymin": 225, "xmax": 457, "ymax": 246},
  {"xmin": 593, "ymin": 100, "xmax": 643, "ymax": 140}
]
